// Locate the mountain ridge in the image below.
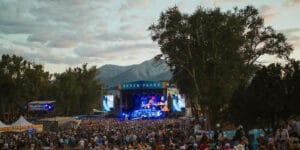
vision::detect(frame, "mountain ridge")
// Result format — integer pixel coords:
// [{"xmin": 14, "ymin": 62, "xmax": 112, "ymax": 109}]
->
[{"xmin": 96, "ymin": 59, "xmax": 172, "ymax": 88}]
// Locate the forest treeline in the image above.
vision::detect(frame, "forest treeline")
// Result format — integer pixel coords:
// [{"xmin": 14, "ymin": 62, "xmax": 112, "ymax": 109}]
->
[{"xmin": 0, "ymin": 54, "xmax": 101, "ymax": 120}]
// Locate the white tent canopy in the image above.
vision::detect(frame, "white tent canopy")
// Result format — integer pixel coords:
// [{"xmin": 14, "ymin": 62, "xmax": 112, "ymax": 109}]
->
[
  {"xmin": 0, "ymin": 120, "xmax": 7, "ymax": 127},
  {"xmin": 0, "ymin": 116, "xmax": 43, "ymax": 132},
  {"xmin": 11, "ymin": 116, "xmax": 33, "ymax": 126}
]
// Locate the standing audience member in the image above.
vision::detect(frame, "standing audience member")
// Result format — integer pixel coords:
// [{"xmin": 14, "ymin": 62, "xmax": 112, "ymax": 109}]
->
[{"xmin": 275, "ymin": 124, "xmax": 289, "ymax": 150}]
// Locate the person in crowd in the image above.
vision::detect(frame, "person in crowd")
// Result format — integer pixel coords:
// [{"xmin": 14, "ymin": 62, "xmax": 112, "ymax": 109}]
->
[
  {"xmin": 266, "ymin": 136, "xmax": 276, "ymax": 150},
  {"xmin": 234, "ymin": 125, "xmax": 245, "ymax": 143},
  {"xmin": 2, "ymin": 118, "xmax": 288, "ymax": 150},
  {"xmin": 275, "ymin": 124, "xmax": 290, "ymax": 150},
  {"xmin": 224, "ymin": 143, "xmax": 233, "ymax": 150},
  {"xmin": 289, "ymin": 120, "xmax": 300, "ymax": 138}
]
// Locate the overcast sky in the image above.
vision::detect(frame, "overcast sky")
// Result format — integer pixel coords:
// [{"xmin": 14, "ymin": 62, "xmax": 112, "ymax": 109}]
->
[{"xmin": 0, "ymin": 0, "xmax": 300, "ymax": 73}]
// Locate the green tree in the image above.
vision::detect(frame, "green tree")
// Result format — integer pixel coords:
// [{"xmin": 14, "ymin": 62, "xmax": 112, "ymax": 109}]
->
[
  {"xmin": 284, "ymin": 60, "xmax": 300, "ymax": 117},
  {"xmin": 229, "ymin": 62, "xmax": 300, "ymax": 129},
  {"xmin": 0, "ymin": 54, "xmax": 51, "ymax": 120},
  {"xmin": 149, "ymin": 5, "xmax": 292, "ymax": 127},
  {"xmin": 230, "ymin": 64, "xmax": 283, "ymax": 129},
  {"xmin": 0, "ymin": 54, "xmax": 101, "ymax": 117},
  {"xmin": 53, "ymin": 64, "xmax": 100, "ymax": 115}
]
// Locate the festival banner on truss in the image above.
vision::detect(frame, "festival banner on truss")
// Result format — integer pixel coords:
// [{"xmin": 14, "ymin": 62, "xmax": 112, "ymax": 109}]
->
[{"xmin": 0, "ymin": 124, "xmax": 43, "ymax": 132}]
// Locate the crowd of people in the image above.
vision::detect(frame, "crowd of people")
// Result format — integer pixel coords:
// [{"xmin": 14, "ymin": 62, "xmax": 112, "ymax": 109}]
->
[{"xmin": 0, "ymin": 118, "xmax": 299, "ymax": 150}]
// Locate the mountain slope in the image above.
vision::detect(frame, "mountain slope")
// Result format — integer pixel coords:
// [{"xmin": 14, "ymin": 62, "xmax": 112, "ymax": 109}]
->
[
  {"xmin": 95, "ymin": 64, "xmax": 133, "ymax": 80},
  {"xmin": 96, "ymin": 59, "xmax": 172, "ymax": 88}
]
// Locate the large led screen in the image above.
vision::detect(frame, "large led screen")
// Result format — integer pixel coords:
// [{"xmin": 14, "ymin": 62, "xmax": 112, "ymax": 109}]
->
[
  {"xmin": 103, "ymin": 95, "xmax": 114, "ymax": 111},
  {"xmin": 140, "ymin": 95, "xmax": 169, "ymax": 112},
  {"xmin": 172, "ymin": 94, "xmax": 186, "ymax": 112}
]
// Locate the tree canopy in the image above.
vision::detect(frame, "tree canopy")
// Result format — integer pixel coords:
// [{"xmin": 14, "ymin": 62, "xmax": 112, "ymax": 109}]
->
[
  {"xmin": 0, "ymin": 54, "xmax": 51, "ymax": 118},
  {"xmin": 149, "ymin": 5, "xmax": 292, "ymax": 127},
  {"xmin": 53, "ymin": 64, "xmax": 100, "ymax": 115},
  {"xmin": 0, "ymin": 54, "xmax": 101, "ymax": 121},
  {"xmin": 229, "ymin": 61, "xmax": 300, "ymax": 129}
]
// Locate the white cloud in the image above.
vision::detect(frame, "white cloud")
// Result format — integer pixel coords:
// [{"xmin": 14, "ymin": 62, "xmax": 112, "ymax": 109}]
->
[
  {"xmin": 283, "ymin": 0, "xmax": 300, "ymax": 7},
  {"xmin": 96, "ymin": 32, "xmax": 147, "ymax": 42},
  {"xmin": 213, "ymin": 0, "xmax": 249, "ymax": 6},
  {"xmin": 278, "ymin": 28, "xmax": 300, "ymax": 61},
  {"xmin": 1, "ymin": 0, "xmax": 300, "ymax": 73},
  {"xmin": 279, "ymin": 28, "xmax": 300, "ymax": 48},
  {"xmin": 119, "ymin": 0, "xmax": 149, "ymax": 13},
  {"xmin": 74, "ymin": 42, "xmax": 157, "ymax": 58},
  {"xmin": 0, "ymin": 0, "xmax": 155, "ymax": 72},
  {"xmin": 279, "ymin": 28, "xmax": 300, "ymax": 36},
  {"xmin": 259, "ymin": 5, "xmax": 278, "ymax": 21}
]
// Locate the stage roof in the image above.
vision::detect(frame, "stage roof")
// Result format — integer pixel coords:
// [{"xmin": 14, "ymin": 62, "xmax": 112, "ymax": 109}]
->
[{"xmin": 118, "ymin": 80, "xmax": 167, "ymax": 90}]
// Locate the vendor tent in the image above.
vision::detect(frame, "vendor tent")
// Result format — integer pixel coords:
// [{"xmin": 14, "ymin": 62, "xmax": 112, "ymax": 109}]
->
[
  {"xmin": 0, "ymin": 120, "xmax": 7, "ymax": 127},
  {"xmin": 0, "ymin": 116, "xmax": 43, "ymax": 132},
  {"xmin": 11, "ymin": 116, "xmax": 33, "ymax": 126},
  {"xmin": 0, "ymin": 120, "xmax": 7, "ymax": 132}
]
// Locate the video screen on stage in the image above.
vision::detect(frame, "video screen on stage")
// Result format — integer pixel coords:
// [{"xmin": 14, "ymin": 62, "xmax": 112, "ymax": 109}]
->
[
  {"xmin": 141, "ymin": 95, "xmax": 169, "ymax": 112},
  {"xmin": 172, "ymin": 94, "xmax": 186, "ymax": 112},
  {"xmin": 132, "ymin": 93, "xmax": 169, "ymax": 112},
  {"xmin": 103, "ymin": 95, "xmax": 114, "ymax": 112}
]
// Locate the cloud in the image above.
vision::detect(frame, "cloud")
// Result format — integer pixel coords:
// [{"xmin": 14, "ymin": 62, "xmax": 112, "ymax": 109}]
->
[
  {"xmin": 283, "ymin": 0, "xmax": 300, "ymax": 7},
  {"xmin": 0, "ymin": 0, "xmax": 120, "ymax": 68},
  {"xmin": 279, "ymin": 28, "xmax": 300, "ymax": 49},
  {"xmin": 73, "ymin": 45, "xmax": 101, "ymax": 57},
  {"xmin": 72, "ymin": 42, "xmax": 160, "ymax": 68},
  {"xmin": 221, "ymin": 0, "xmax": 247, "ymax": 1},
  {"xmin": 119, "ymin": 0, "xmax": 149, "ymax": 14},
  {"xmin": 119, "ymin": 14, "xmax": 152, "ymax": 32},
  {"xmin": 288, "ymin": 36, "xmax": 300, "ymax": 51},
  {"xmin": 96, "ymin": 32, "xmax": 147, "ymax": 42},
  {"xmin": 47, "ymin": 39, "xmax": 78, "ymax": 48},
  {"xmin": 0, "ymin": 42, "xmax": 80, "ymax": 65},
  {"xmin": 279, "ymin": 28, "xmax": 300, "ymax": 36},
  {"xmin": 74, "ymin": 43, "xmax": 157, "ymax": 58},
  {"xmin": 120, "ymin": 24, "xmax": 132, "ymax": 31},
  {"xmin": 9, "ymin": 0, "xmax": 298, "ymax": 72},
  {"xmin": 259, "ymin": 5, "xmax": 278, "ymax": 21},
  {"xmin": 289, "ymin": 38, "xmax": 300, "ymax": 60},
  {"xmin": 278, "ymin": 28, "xmax": 300, "ymax": 60},
  {"xmin": 104, "ymin": 43, "xmax": 156, "ymax": 52},
  {"xmin": 0, "ymin": 0, "xmax": 107, "ymax": 43},
  {"xmin": 213, "ymin": 0, "xmax": 248, "ymax": 6},
  {"xmin": 27, "ymin": 32, "xmax": 80, "ymax": 48},
  {"xmin": 0, "ymin": 47, "xmax": 14, "ymax": 55},
  {"xmin": 2, "ymin": 0, "xmax": 298, "ymax": 74}
]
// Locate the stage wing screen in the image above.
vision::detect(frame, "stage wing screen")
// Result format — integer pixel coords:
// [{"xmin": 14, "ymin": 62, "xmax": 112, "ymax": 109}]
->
[
  {"xmin": 172, "ymin": 94, "xmax": 186, "ymax": 112},
  {"xmin": 103, "ymin": 95, "xmax": 114, "ymax": 111}
]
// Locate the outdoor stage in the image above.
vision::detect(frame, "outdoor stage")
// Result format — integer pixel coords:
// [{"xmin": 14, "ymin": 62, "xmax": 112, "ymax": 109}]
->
[
  {"xmin": 102, "ymin": 80, "xmax": 186, "ymax": 120},
  {"xmin": 117, "ymin": 81, "xmax": 171, "ymax": 119}
]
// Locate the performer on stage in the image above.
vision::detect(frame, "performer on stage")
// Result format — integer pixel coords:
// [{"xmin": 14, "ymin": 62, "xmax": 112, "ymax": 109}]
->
[{"xmin": 143, "ymin": 96, "xmax": 156, "ymax": 109}]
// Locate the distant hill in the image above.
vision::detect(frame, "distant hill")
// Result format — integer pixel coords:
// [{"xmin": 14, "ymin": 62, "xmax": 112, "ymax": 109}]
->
[{"xmin": 96, "ymin": 58, "xmax": 172, "ymax": 88}]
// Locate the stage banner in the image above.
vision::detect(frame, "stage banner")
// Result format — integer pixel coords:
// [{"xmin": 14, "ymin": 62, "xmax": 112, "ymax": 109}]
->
[
  {"xmin": 120, "ymin": 81, "xmax": 166, "ymax": 90},
  {"xmin": 0, "ymin": 124, "xmax": 43, "ymax": 132}
]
